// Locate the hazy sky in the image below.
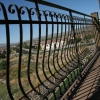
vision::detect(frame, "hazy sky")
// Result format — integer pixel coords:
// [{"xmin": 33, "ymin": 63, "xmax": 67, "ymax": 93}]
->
[{"xmin": 0, "ymin": 0, "xmax": 100, "ymax": 43}]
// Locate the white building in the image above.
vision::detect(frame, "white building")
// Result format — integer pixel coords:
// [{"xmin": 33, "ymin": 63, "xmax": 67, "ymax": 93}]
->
[{"xmin": 41, "ymin": 39, "xmax": 64, "ymax": 51}]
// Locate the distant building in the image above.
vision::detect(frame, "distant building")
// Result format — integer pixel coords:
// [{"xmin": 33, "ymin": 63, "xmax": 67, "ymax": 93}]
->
[
  {"xmin": 40, "ymin": 39, "xmax": 64, "ymax": 51},
  {"xmin": 32, "ymin": 42, "xmax": 38, "ymax": 49},
  {"xmin": 31, "ymin": 31, "xmax": 94, "ymax": 51}
]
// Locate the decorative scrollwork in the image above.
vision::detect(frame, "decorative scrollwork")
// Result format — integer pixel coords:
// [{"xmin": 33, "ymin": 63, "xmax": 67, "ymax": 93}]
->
[
  {"xmin": 42, "ymin": 10, "xmax": 48, "ymax": 17},
  {"xmin": 20, "ymin": 6, "xmax": 26, "ymax": 15},
  {"xmin": 30, "ymin": 8, "xmax": 35, "ymax": 15},
  {"xmin": 49, "ymin": 11, "xmax": 54, "ymax": 17},
  {"xmin": 8, "ymin": 4, "xmax": 18, "ymax": 14}
]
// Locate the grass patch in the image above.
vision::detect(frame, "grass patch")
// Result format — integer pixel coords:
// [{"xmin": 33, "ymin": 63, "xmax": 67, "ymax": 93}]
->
[
  {"xmin": 0, "ymin": 82, "xmax": 10, "ymax": 99},
  {"xmin": 49, "ymin": 68, "xmax": 79, "ymax": 100}
]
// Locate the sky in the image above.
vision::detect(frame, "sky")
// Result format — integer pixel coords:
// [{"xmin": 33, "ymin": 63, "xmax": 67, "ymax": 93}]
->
[{"xmin": 0, "ymin": 0, "xmax": 100, "ymax": 43}]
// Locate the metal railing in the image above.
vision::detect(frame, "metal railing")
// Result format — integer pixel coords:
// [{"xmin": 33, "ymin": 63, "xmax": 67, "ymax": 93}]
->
[{"xmin": 0, "ymin": 1, "xmax": 99, "ymax": 100}]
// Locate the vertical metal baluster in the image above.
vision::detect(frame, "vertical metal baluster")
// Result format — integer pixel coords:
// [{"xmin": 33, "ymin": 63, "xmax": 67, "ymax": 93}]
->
[
  {"xmin": 42, "ymin": 10, "xmax": 57, "ymax": 97},
  {"xmin": 18, "ymin": 6, "xmax": 30, "ymax": 99},
  {"xmin": 78, "ymin": 18, "xmax": 81, "ymax": 58},
  {"xmin": 70, "ymin": 16, "xmax": 77, "ymax": 68},
  {"xmin": 26, "ymin": 7, "xmax": 33, "ymax": 92},
  {"xmin": 77, "ymin": 17, "xmax": 81, "ymax": 71},
  {"xmin": 82, "ymin": 17, "xmax": 88, "ymax": 70},
  {"xmin": 42, "ymin": 10, "xmax": 50, "ymax": 85},
  {"xmin": 70, "ymin": 16, "xmax": 77, "ymax": 65},
  {"xmin": 67, "ymin": 20, "xmax": 75, "ymax": 83},
  {"xmin": 41, "ymin": 12, "xmax": 62, "ymax": 95},
  {"xmin": 68, "ymin": 16, "xmax": 76, "ymax": 67},
  {"xmin": 83, "ymin": 16, "xmax": 87, "ymax": 60},
  {"xmin": 73, "ymin": 17, "xmax": 77, "ymax": 58},
  {"xmin": 8, "ymin": 5, "xmax": 30, "ymax": 99},
  {"xmin": 34, "ymin": 1, "xmax": 48, "ymax": 99},
  {"xmin": 79, "ymin": 18, "xmax": 84, "ymax": 70},
  {"xmin": 69, "ymin": 11, "xmax": 79, "ymax": 82},
  {"xmin": 44, "ymin": 10, "xmax": 58, "ymax": 99},
  {"xmin": 57, "ymin": 15, "xmax": 70, "ymax": 95},
  {"xmin": 81, "ymin": 17, "xmax": 86, "ymax": 70},
  {"xmin": 72, "ymin": 20, "xmax": 78, "ymax": 80},
  {"xmin": 0, "ymin": 3, "xmax": 14, "ymax": 99},
  {"xmin": 48, "ymin": 12, "xmax": 63, "ymax": 98},
  {"xmin": 52, "ymin": 13, "xmax": 64, "ymax": 78},
  {"xmin": 60, "ymin": 15, "xmax": 68, "ymax": 73},
  {"xmin": 47, "ymin": 12, "xmax": 60, "ymax": 82},
  {"xmin": 66, "ymin": 16, "xmax": 72, "ymax": 87},
  {"xmin": 82, "ymin": 17, "xmax": 85, "ymax": 68},
  {"xmin": 24, "ymin": 7, "xmax": 43, "ymax": 97},
  {"xmin": 77, "ymin": 18, "xmax": 82, "ymax": 73},
  {"xmin": 60, "ymin": 15, "xmax": 70, "ymax": 90},
  {"xmin": 63, "ymin": 16, "xmax": 70, "ymax": 68},
  {"xmin": 73, "ymin": 17, "xmax": 79, "ymax": 76},
  {"xmin": 73, "ymin": 17, "xmax": 78, "ymax": 63},
  {"xmin": 64, "ymin": 16, "xmax": 73, "ymax": 71},
  {"xmin": 56, "ymin": 14, "xmax": 67, "ymax": 75},
  {"xmin": 62, "ymin": 15, "xmax": 72, "ymax": 90},
  {"xmin": 76, "ymin": 17, "xmax": 80, "ymax": 75},
  {"xmin": 66, "ymin": 16, "xmax": 75, "ymax": 68},
  {"xmin": 55, "ymin": 14, "xmax": 65, "ymax": 78},
  {"xmin": 50, "ymin": 13, "xmax": 67, "ymax": 99},
  {"xmin": 82, "ymin": 16, "xmax": 87, "ymax": 71}
]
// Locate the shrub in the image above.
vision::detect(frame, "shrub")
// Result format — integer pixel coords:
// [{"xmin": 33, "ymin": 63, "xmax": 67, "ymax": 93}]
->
[
  {"xmin": 0, "ymin": 60, "xmax": 6, "ymax": 70},
  {"xmin": 0, "ymin": 53, "xmax": 6, "ymax": 59}
]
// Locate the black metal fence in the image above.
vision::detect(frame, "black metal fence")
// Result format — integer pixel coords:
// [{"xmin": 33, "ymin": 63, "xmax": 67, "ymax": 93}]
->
[{"xmin": 0, "ymin": 1, "xmax": 99, "ymax": 100}]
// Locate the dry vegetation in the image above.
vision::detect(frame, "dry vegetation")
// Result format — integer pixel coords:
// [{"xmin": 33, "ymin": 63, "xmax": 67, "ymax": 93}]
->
[{"xmin": 0, "ymin": 45, "xmax": 90, "ymax": 99}]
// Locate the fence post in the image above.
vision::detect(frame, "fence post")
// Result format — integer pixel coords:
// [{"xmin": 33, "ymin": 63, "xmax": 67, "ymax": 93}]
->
[{"xmin": 91, "ymin": 12, "xmax": 100, "ymax": 51}]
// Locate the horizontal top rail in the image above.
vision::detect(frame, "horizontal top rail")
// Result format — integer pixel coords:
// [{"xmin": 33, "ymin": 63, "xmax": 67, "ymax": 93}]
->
[
  {"xmin": 0, "ymin": 20, "xmax": 94, "ymax": 25},
  {"xmin": 27, "ymin": 0, "xmax": 93, "ymax": 18}
]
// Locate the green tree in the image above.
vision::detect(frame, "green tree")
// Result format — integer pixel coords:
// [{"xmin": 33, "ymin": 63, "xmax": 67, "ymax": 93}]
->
[
  {"xmin": 40, "ymin": 45, "xmax": 42, "ymax": 50},
  {"xmin": 0, "ymin": 53, "xmax": 6, "ymax": 59},
  {"xmin": 68, "ymin": 37, "xmax": 81, "ymax": 44},
  {"xmin": 76, "ymin": 37, "xmax": 81, "ymax": 43},
  {"xmin": 0, "ymin": 60, "xmax": 6, "ymax": 70},
  {"xmin": 84, "ymin": 33, "xmax": 94, "ymax": 42},
  {"xmin": 23, "ymin": 44, "xmax": 29, "ymax": 49},
  {"xmin": 68, "ymin": 39, "xmax": 75, "ymax": 44}
]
